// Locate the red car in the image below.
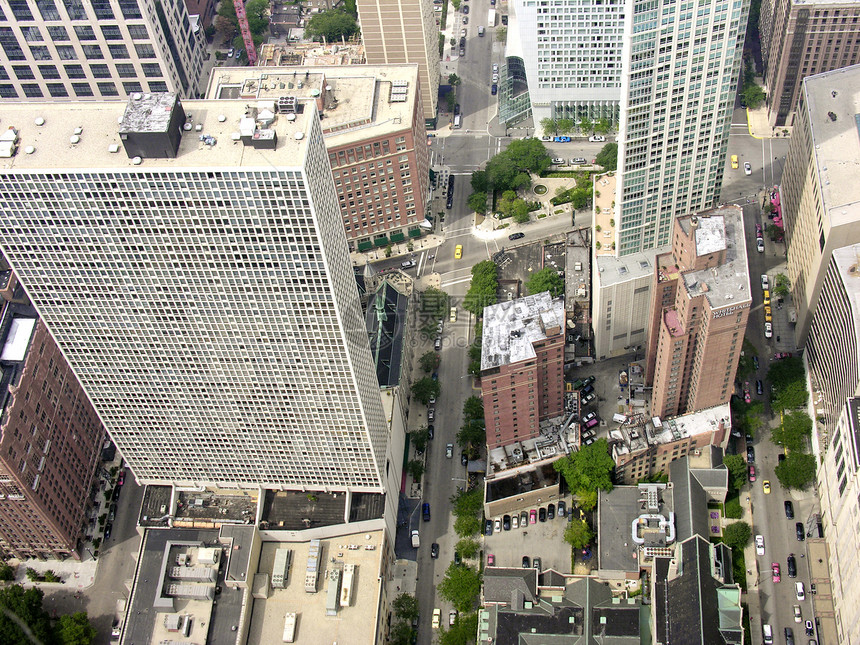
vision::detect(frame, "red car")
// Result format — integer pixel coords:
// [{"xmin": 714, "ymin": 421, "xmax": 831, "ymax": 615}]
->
[
  {"xmin": 529, "ymin": 509, "xmax": 537, "ymax": 525},
  {"xmin": 774, "ymin": 352, "xmax": 793, "ymax": 360},
  {"xmin": 772, "ymin": 562, "xmax": 781, "ymax": 583},
  {"xmin": 487, "ymin": 553, "xmax": 495, "ymax": 566}
]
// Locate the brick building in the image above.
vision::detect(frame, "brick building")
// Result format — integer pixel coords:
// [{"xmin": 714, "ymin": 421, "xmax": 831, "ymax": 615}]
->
[
  {"xmin": 481, "ymin": 293, "xmax": 566, "ymax": 450},
  {"xmin": 0, "ymin": 271, "xmax": 104, "ymax": 560},
  {"xmin": 645, "ymin": 208, "xmax": 751, "ymax": 419}
]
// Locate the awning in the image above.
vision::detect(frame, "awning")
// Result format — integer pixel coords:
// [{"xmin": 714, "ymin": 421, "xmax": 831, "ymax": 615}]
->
[
  {"xmin": 390, "ymin": 231, "xmax": 406, "ymax": 243},
  {"xmin": 374, "ymin": 237, "xmax": 389, "ymax": 247},
  {"xmin": 357, "ymin": 240, "xmax": 373, "ymax": 252}
]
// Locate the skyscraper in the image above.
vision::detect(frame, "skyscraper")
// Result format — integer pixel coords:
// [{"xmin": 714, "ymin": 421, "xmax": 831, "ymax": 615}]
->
[
  {"xmin": 356, "ymin": 0, "xmax": 439, "ymax": 123},
  {"xmin": 0, "ymin": 93, "xmax": 390, "ymax": 491},
  {"xmin": 645, "ymin": 208, "xmax": 751, "ymax": 418},
  {"xmin": 0, "ymin": 0, "xmax": 204, "ymax": 101},
  {"xmin": 615, "ymin": 0, "xmax": 749, "ymax": 255}
]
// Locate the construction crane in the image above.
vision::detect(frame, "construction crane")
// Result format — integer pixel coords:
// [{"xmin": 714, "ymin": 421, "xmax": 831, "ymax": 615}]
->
[{"xmin": 233, "ymin": 0, "xmax": 258, "ymax": 66}]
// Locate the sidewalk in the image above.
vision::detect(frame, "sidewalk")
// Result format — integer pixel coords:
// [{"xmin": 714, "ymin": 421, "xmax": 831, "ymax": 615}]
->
[
  {"xmin": 746, "ymin": 101, "xmax": 793, "ymax": 140},
  {"xmin": 350, "ymin": 233, "xmax": 446, "ymax": 267}
]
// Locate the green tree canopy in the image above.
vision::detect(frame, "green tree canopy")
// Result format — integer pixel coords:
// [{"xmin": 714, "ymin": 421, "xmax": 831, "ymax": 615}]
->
[
  {"xmin": 56, "ymin": 612, "xmax": 97, "ymax": 645},
  {"xmin": 595, "ymin": 143, "xmax": 618, "ymax": 171},
  {"xmin": 773, "ymin": 380, "xmax": 809, "ymax": 412},
  {"xmin": 553, "ymin": 438, "xmax": 614, "ymax": 504},
  {"xmin": 556, "ymin": 118, "xmax": 575, "ymax": 135},
  {"xmin": 412, "ymin": 377, "xmax": 440, "ymax": 405},
  {"xmin": 421, "ymin": 286, "xmax": 450, "ymax": 319},
  {"xmin": 743, "ymin": 84, "xmax": 767, "ymax": 109},
  {"xmin": 471, "ymin": 170, "xmax": 489, "ymax": 194},
  {"xmin": 305, "ymin": 9, "xmax": 359, "ymax": 42},
  {"xmin": 453, "ymin": 513, "xmax": 481, "ymax": 538},
  {"xmin": 463, "ymin": 396, "xmax": 484, "ymax": 421},
  {"xmin": 451, "ymin": 486, "xmax": 483, "ymax": 517},
  {"xmin": 419, "ymin": 351, "xmax": 441, "ymax": 373},
  {"xmin": 438, "ymin": 564, "xmax": 482, "ymax": 613},
  {"xmin": 463, "ymin": 261, "xmax": 499, "ymax": 315},
  {"xmin": 774, "ymin": 273, "xmax": 791, "ymax": 298},
  {"xmin": 723, "ymin": 453, "xmax": 748, "ymax": 492},
  {"xmin": 540, "ymin": 118, "xmax": 558, "ymax": 136},
  {"xmin": 771, "ymin": 411, "xmax": 812, "ymax": 452},
  {"xmin": 526, "ymin": 267, "xmax": 565, "ymax": 298},
  {"xmin": 457, "ymin": 419, "xmax": 485, "ymax": 451},
  {"xmin": 455, "ymin": 538, "xmax": 480, "ymax": 558},
  {"xmin": 389, "ymin": 621, "xmax": 414, "ymax": 645},
  {"xmin": 440, "ymin": 611, "xmax": 479, "ymax": 645},
  {"xmin": 767, "ymin": 356, "xmax": 804, "ymax": 390},
  {"xmin": 216, "ymin": 0, "xmax": 269, "ymax": 37},
  {"xmin": 467, "ymin": 191, "xmax": 488, "ymax": 214},
  {"xmin": 405, "ymin": 459, "xmax": 424, "ymax": 480},
  {"xmin": 775, "ymin": 452, "xmax": 817, "ymax": 490},
  {"xmin": 392, "ymin": 593, "xmax": 419, "ymax": 622},
  {"xmin": 722, "ymin": 521, "xmax": 752, "ymax": 550},
  {"xmin": 594, "ymin": 118, "xmax": 612, "ymax": 134},
  {"xmin": 0, "ymin": 585, "xmax": 52, "ymax": 645},
  {"xmin": 484, "ymin": 139, "xmax": 551, "ymax": 192},
  {"xmin": 563, "ymin": 519, "xmax": 593, "ymax": 549},
  {"xmin": 0, "ymin": 562, "xmax": 14, "ymax": 582},
  {"xmin": 448, "ymin": 73, "xmax": 461, "ymax": 86}
]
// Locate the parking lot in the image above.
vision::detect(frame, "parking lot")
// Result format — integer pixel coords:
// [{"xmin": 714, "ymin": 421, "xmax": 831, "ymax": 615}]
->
[{"xmin": 484, "ymin": 499, "xmax": 574, "ymax": 573}]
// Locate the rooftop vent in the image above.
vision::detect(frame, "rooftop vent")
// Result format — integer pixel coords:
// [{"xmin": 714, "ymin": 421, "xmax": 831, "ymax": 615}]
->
[{"xmin": 34, "ymin": 117, "xmax": 45, "ymax": 126}]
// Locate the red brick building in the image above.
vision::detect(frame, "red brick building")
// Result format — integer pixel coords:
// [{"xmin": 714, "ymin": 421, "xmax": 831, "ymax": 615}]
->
[
  {"xmin": 481, "ymin": 293, "xmax": 566, "ymax": 450},
  {"xmin": 0, "ymin": 272, "xmax": 104, "ymax": 560},
  {"xmin": 645, "ymin": 208, "xmax": 751, "ymax": 419}
]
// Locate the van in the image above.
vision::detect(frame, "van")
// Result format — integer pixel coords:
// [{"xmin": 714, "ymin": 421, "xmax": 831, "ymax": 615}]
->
[
  {"xmin": 453, "ymin": 115, "xmax": 462, "ymax": 128},
  {"xmin": 762, "ymin": 624, "xmax": 773, "ymax": 645},
  {"xmin": 585, "ymin": 417, "xmax": 599, "ymax": 429}
]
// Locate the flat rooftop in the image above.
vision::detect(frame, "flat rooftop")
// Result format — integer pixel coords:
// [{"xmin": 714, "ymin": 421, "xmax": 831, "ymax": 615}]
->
[
  {"xmin": 245, "ymin": 532, "xmax": 384, "ymax": 645},
  {"xmin": 596, "ymin": 246, "xmax": 667, "ymax": 288},
  {"xmin": 482, "ymin": 292, "xmax": 565, "ymax": 370},
  {"xmin": 594, "ymin": 172, "xmax": 617, "ymax": 256},
  {"xmin": 0, "ymin": 96, "xmax": 315, "ymax": 171},
  {"xmin": 206, "ymin": 64, "xmax": 419, "ymax": 147},
  {"xmin": 677, "ymin": 207, "xmax": 751, "ymax": 311},
  {"xmin": 802, "ymin": 63, "xmax": 860, "ymax": 230},
  {"xmin": 611, "ymin": 403, "xmax": 731, "ymax": 457}
]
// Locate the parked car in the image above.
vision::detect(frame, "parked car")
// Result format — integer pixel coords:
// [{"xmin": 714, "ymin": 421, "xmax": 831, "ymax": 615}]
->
[
  {"xmin": 529, "ymin": 509, "xmax": 537, "ymax": 524},
  {"xmin": 104, "ymin": 523, "xmax": 113, "ymax": 540},
  {"xmin": 765, "ymin": 321, "xmax": 773, "ymax": 338},
  {"xmin": 553, "ymin": 136, "xmax": 572, "ymax": 143},
  {"xmin": 454, "ymin": 551, "xmax": 462, "ymax": 565},
  {"xmin": 494, "ymin": 518, "xmax": 501, "ymax": 532},
  {"xmin": 503, "ymin": 515, "xmax": 511, "ymax": 531},
  {"xmin": 795, "ymin": 582, "xmax": 805, "ymax": 600},
  {"xmin": 558, "ymin": 500, "xmax": 567, "ymax": 518},
  {"xmin": 747, "ymin": 446, "xmax": 755, "ymax": 462},
  {"xmin": 522, "ymin": 555, "xmax": 530, "ymax": 568},
  {"xmin": 805, "ymin": 620, "xmax": 814, "ymax": 636},
  {"xmin": 485, "ymin": 519, "xmax": 493, "ymax": 535},
  {"xmin": 446, "ymin": 443, "xmax": 454, "ymax": 459},
  {"xmin": 547, "ymin": 504, "xmax": 555, "ymax": 520},
  {"xmin": 401, "ymin": 260, "xmax": 416, "ymax": 269},
  {"xmin": 520, "ymin": 511, "xmax": 529, "ymax": 527},
  {"xmin": 756, "ymin": 380, "xmax": 763, "ymax": 395},
  {"xmin": 784, "ymin": 627, "xmax": 795, "ymax": 645},
  {"xmin": 552, "ymin": 157, "xmax": 566, "ymax": 165},
  {"xmin": 432, "ymin": 608, "xmax": 441, "ymax": 629},
  {"xmin": 533, "ymin": 557, "xmax": 542, "ymax": 570},
  {"xmin": 588, "ymin": 135, "xmax": 606, "ymax": 142},
  {"xmin": 487, "ymin": 553, "xmax": 495, "ymax": 566},
  {"xmin": 461, "ymin": 451, "xmax": 468, "ymax": 466},
  {"xmin": 772, "ymin": 562, "xmax": 780, "ymax": 582},
  {"xmin": 785, "ymin": 500, "xmax": 795, "ymax": 518},
  {"xmin": 796, "ymin": 522, "xmax": 805, "ymax": 541},
  {"xmin": 582, "ymin": 411, "xmax": 597, "ymax": 424},
  {"xmin": 787, "ymin": 554, "xmax": 797, "ymax": 577},
  {"xmin": 431, "ymin": 543, "xmax": 439, "ymax": 558},
  {"xmin": 511, "ymin": 514, "xmax": 519, "ymax": 529},
  {"xmin": 744, "ymin": 161, "xmax": 752, "ymax": 175},
  {"xmin": 581, "ymin": 392, "xmax": 596, "ymax": 405},
  {"xmin": 748, "ymin": 465, "xmax": 756, "ymax": 482},
  {"xmin": 449, "ymin": 610, "xmax": 458, "ymax": 626},
  {"xmin": 755, "ymin": 534, "xmax": 765, "ymax": 555},
  {"xmin": 571, "ymin": 157, "xmax": 587, "ymax": 164},
  {"xmin": 538, "ymin": 507, "xmax": 547, "ymax": 522},
  {"xmin": 491, "ymin": 84, "xmax": 498, "ymax": 95},
  {"xmin": 422, "ymin": 502, "xmax": 431, "ymax": 521},
  {"xmin": 508, "ymin": 232, "xmax": 525, "ymax": 240},
  {"xmin": 427, "ymin": 425, "xmax": 434, "ymax": 440},
  {"xmin": 794, "ymin": 605, "xmax": 802, "ymax": 622}
]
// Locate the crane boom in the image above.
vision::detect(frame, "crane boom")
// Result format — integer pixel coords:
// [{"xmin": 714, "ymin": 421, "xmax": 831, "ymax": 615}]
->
[{"xmin": 233, "ymin": 0, "xmax": 258, "ymax": 66}]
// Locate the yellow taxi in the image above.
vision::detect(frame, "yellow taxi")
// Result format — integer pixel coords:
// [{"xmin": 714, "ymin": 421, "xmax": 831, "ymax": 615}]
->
[
  {"xmin": 454, "ymin": 244, "xmax": 463, "ymax": 259},
  {"xmin": 764, "ymin": 305, "xmax": 772, "ymax": 322},
  {"xmin": 449, "ymin": 307, "xmax": 458, "ymax": 322},
  {"xmin": 731, "ymin": 155, "xmax": 739, "ymax": 169},
  {"xmin": 763, "ymin": 290, "xmax": 771, "ymax": 306}
]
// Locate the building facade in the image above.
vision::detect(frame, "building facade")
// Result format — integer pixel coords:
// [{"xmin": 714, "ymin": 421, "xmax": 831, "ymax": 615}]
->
[
  {"xmin": 0, "ymin": 0, "xmax": 204, "ymax": 101},
  {"xmin": 508, "ymin": 0, "xmax": 623, "ymax": 128},
  {"xmin": 207, "ymin": 65, "xmax": 430, "ymax": 250},
  {"xmin": 759, "ymin": 0, "xmax": 860, "ymax": 128},
  {"xmin": 0, "ymin": 275, "xmax": 104, "ymax": 560},
  {"xmin": 781, "ymin": 64, "xmax": 860, "ymax": 347},
  {"xmin": 480, "ymin": 293, "xmax": 565, "ymax": 450},
  {"xmin": 0, "ymin": 93, "xmax": 390, "ymax": 492},
  {"xmin": 615, "ymin": 0, "xmax": 748, "ymax": 255},
  {"xmin": 645, "ymin": 208, "xmax": 751, "ymax": 419},
  {"xmin": 356, "ymin": 0, "xmax": 439, "ymax": 123}
]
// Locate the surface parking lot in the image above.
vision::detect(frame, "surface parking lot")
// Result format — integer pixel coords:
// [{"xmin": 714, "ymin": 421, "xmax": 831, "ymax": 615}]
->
[{"xmin": 484, "ymin": 499, "xmax": 573, "ymax": 573}]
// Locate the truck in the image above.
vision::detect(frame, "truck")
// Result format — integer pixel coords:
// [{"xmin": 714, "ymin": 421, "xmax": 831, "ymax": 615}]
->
[
  {"xmin": 487, "ymin": 9, "xmax": 496, "ymax": 26},
  {"xmin": 411, "ymin": 529, "xmax": 420, "ymax": 548}
]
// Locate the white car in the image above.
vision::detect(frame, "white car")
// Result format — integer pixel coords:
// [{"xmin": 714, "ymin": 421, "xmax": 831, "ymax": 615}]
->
[
  {"xmin": 449, "ymin": 610, "xmax": 458, "ymax": 626},
  {"xmin": 764, "ymin": 322, "xmax": 773, "ymax": 338},
  {"xmin": 432, "ymin": 608, "xmax": 441, "ymax": 629},
  {"xmin": 552, "ymin": 157, "xmax": 566, "ymax": 165},
  {"xmin": 512, "ymin": 514, "xmax": 519, "ymax": 529},
  {"xmin": 540, "ymin": 136, "xmax": 553, "ymax": 141},
  {"xmin": 755, "ymin": 534, "xmax": 765, "ymax": 556},
  {"xmin": 744, "ymin": 161, "xmax": 752, "ymax": 175},
  {"xmin": 493, "ymin": 63, "xmax": 499, "ymax": 73},
  {"xmin": 757, "ymin": 238, "xmax": 765, "ymax": 253},
  {"xmin": 761, "ymin": 274, "xmax": 769, "ymax": 290},
  {"xmin": 446, "ymin": 443, "xmax": 453, "ymax": 458},
  {"xmin": 589, "ymin": 135, "xmax": 606, "ymax": 142},
  {"xmin": 794, "ymin": 605, "xmax": 802, "ymax": 623},
  {"xmin": 796, "ymin": 582, "xmax": 805, "ymax": 601},
  {"xmin": 492, "ymin": 73, "xmax": 499, "ymax": 83}
]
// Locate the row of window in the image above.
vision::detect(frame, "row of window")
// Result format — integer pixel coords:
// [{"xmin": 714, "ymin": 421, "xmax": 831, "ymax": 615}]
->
[
  {"xmin": 2, "ymin": 0, "xmax": 142, "ymax": 22},
  {"xmin": 5, "ymin": 60, "xmax": 160, "ymax": 80},
  {"xmin": 19, "ymin": 23, "xmax": 148, "ymax": 42},
  {"xmin": 0, "ymin": 32, "xmax": 157, "ymax": 61},
  {"xmin": 0, "ymin": 79, "xmax": 166, "ymax": 97}
]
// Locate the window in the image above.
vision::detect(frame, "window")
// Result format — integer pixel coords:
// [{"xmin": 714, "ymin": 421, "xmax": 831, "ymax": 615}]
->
[
  {"xmin": 90, "ymin": 0, "xmax": 114, "ymax": 19},
  {"xmin": 0, "ymin": 28, "xmax": 25, "ymax": 61},
  {"xmin": 38, "ymin": 64, "xmax": 60, "ymax": 79},
  {"xmin": 108, "ymin": 44, "xmax": 129, "ymax": 59},
  {"xmin": 83, "ymin": 45, "xmax": 104, "ymax": 60},
  {"xmin": 148, "ymin": 80, "xmax": 167, "ymax": 92},
  {"xmin": 64, "ymin": 64, "xmax": 85, "ymax": 78},
  {"xmin": 74, "ymin": 25, "xmax": 96, "ymax": 40},
  {"xmin": 22, "ymin": 26, "xmax": 43, "ymax": 42},
  {"xmin": 119, "ymin": 0, "xmax": 142, "ymax": 18},
  {"xmin": 97, "ymin": 81, "xmax": 118, "ymax": 96},
  {"xmin": 141, "ymin": 62, "xmax": 161, "ymax": 77},
  {"xmin": 72, "ymin": 82, "xmax": 93, "ymax": 96},
  {"xmin": 8, "ymin": 1, "xmax": 34, "ymax": 21},
  {"xmin": 0, "ymin": 68, "xmax": 8, "ymax": 80},
  {"xmin": 22, "ymin": 83, "xmax": 42, "ymax": 97},
  {"xmin": 128, "ymin": 25, "xmax": 149, "ymax": 40},
  {"xmin": 13, "ymin": 65, "xmax": 35, "ymax": 79},
  {"xmin": 30, "ymin": 46, "xmax": 52, "ymax": 61},
  {"xmin": 134, "ymin": 43, "xmax": 156, "ymax": 58},
  {"xmin": 46, "ymin": 82, "xmax": 68, "ymax": 97},
  {"xmin": 101, "ymin": 25, "xmax": 123, "ymax": 40},
  {"xmin": 122, "ymin": 81, "xmax": 142, "ymax": 93},
  {"xmin": 0, "ymin": 85, "xmax": 19, "ymax": 98},
  {"xmin": 47, "ymin": 26, "xmax": 69, "ymax": 40},
  {"xmin": 89, "ymin": 63, "xmax": 110, "ymax": 78},
  {"xmin": 62, "ymin": 0, "xmax": 87, "ymax": 19},
  {"xmin": 36, "ymin": 0, "xmax": 61, "ymax": 20},
  {"xmin": 115, "ymin": 63, "xmax": 136, "ymax": 78},
  {"xmin": 56, "ymin": 45, "xmax": 77, "ymax": 60}
]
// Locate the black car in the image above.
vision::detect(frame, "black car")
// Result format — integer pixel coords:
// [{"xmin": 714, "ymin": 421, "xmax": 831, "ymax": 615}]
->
[
  {"xmin": 454, "ymin": 551, "xmax": 462, "ymax": 565},
  {"xmin": 431, "ymin": 543, "xmax": 440, "ymax": 559},
  {"xmin": 745, "ymin": 433, "xmax": 753, "ymax": 443},
  {"xmin": 508, "ymin": 232, "xmax": 525, "ymax": 240},
  {"xmin": 521, "ymin": 555, "xmax": 530, "ymax": 568},
  {"xmin": 538, "ymin": 507, "xmax": 547, "ymax": 522},
  {"xmin": 454, "ymin": 104, "xmax": 461, "ymax": 116},
  {"xmin": 787, "ymin": 554, "xmax": 797, "ymax": 578},
  {"xmin": 104, "ymin": 523, "xmax": 113, "ymax": 540},
  {"xmin": 746, "ymin": 446, "xmax": 755, "ymax": 462},
  {"xmin": 547, "ymin": 504, "xmax": 555, "ymax": 520},
  {"xmin": 427, "ymin": 424, "xmax": 435, "ymax": 440},
  {"xmin": 503, "ymin": 515, "xmax": 511, "ymax": 531},
  {"xmin": 485, "ymin": 519, "xmax": 493, "ymax": 536},
  {"xmin": 796, "ymin": 522, "xmax": 805, "ymax": 541},
  {"xmin": 461, "ymin": 451, "xmax": 468, "ymax": 466},
  {"xmin": 784, "ymin": 627, "xmax": 794, "ymax": 645},
  {"xmin": 558, "ymin": 500, "xmax": 566, "ymax": 518},
  {"xmin": 462, "ymin": 4, "xmax": 469, "ymax": 12},
  {"xmin": 778, "ymin": 452, "xmax": 786, "ymax": 463},
  {"xmin": 756, "ymin": 380, "xmax": 763, "ymax": 395},
  {"xmin": 446, "ymin": 196, "xmax": 453, "ymax": 209},
  {"xmin": 805, "ymin": 620, "xmax": 814, "ymax": 636},
  {"xmin": 785, "ymin": 500, "xmax": 795, "ymax": 518}
]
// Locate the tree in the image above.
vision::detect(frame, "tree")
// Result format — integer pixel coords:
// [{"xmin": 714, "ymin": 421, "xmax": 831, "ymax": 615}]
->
[
  {"xmin": 457, "ymin": 420, "xmax": 485, "ymax": 449},
  {"xmin": 767, "ymin": 356, "xmax": 804, "ymax": 390},
  {"xmin": 405, "ymin": 459, "xmax": 424, "ymax": 480},
  {"xmin": 577, "ymin": 489, "xmax": 598, "ymax": 511},
  {"xmin": 454, "ymin": 513, "xmax": 481, "ymax": 538},
  {"xmin": 774, "ymin": 273, "xmax": 791, "ymax": 298},
  {"xmin": 578, "ymin": 117, "xmax": 593, "ymax": 135},
  {"xmin": 419, "ymin": 351, "xmax": 441, "ymax": 373},
  {"xmin": 440, "ymin": 612, "xmax": 479, "ymax": 645},
  {"xmin": 556, "ymin": 118, "xmax": 574, "ymax": 135},
  {"xmin": 723, "ymin": 453, "xmax": 748, "ymax": 492},
  {"xmin": 526, "ymin": 267, "xmax": 565, "ymax": 298},
  {"xmin": 471, "ymin": 170, "xmax": 489, "ymax": 194},
  {"xmin": 388, "ymin": 621, "xmax": 414, "ymax": 645},
  {"xmin": 722, "ymin": 521, "xmax": 752, "ymax": 550},
  {"xmin": 455, "ymin": 538, "xmax": 480, "ymax": 558},
  {"xmin": 595, "ymin": 143, "xmax": 618, "ymax": 171},
  {"xmin": 771, "ymin": 411, "xmax": 812, "ymax": 452},
  {"xmin": 0, "ymin": 585, "xmax": 52, "ymax": 645},
  {"xmin": 438, "ymin": 564, "xmax": 482, "ymax": 613},
  {"xmin": 412, "ymin": 377, "xmax": 441, "ymax": 405},
  {"xmin": 563, "ymin": 519, "xmax": 593, "ymax": 549},
  {"xmin": 553, "ymin": 438, "xmax": 615, "ymax": 502},
  {"xmin": 305, "ymin": 9, "xmax": 359, "ymax": 42},
  {"xmin": 595, "ymin": 118, "xmax": 612, "ymax": 134},
  {"xmin": 56, "ymin": 612, "xmax": 97, "ymax": 645},
  {"xmin": 244, "ymin": 0, "xmax": 270, "ymax": 35},
  {"xmin": 411, "ymin": 427, "xmax": 430, "ymax": 453},
  {"xmin": 463, "ymin": 261, "xmax": 498, "ymax": 315},
  {"xmin": 0, "ymin": 562, "xmax": 14, "ymax": 582},
  {"xmin": 743, "ymin": 84, "xmax": 767, "ymax": 109},
  {"xmin": 451, "ymin": 487, "xmax": 483, "ymax": 517},
  {"xmin": 43, "ymin": 570, "xmax": 60, "ymax": 583},
  {"xmin": 540, "ymin": 118, "xmax": 558, "ymax": 136},
  {"xmin": 766, "ymin": 223, "xmax": 784, "ymax": 242},
  {"xmin": 392, "ymin": 593, "xmax": 420, "ymax": 622},
  {"xmin": 467, "ymin": 191, "xmax": 488, "ymax": 214},
  {"xmin": 448, "ymin": 73, "xmax": 461, "ymax": 86},
  {"xmin": 775, "ymin": 452, "xmax": 817, "ymax": 490},
  {"xmin": 511, "ymin": 205, "xmax": 531, "ymax": 224},
  {"xmin": 773, "ymin": 380, "xmax": 809, "ymax": 412},
  {"xmin": 25, "ymin": 568, "xmax": 38, "ymax": 582},
  {"xmin": 463, "ymin": 396, "xmax": 484, "ymax": 421},
  {"xmin": 421, "ymin": 287, "xmax": 449, "ymax": 319}
]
